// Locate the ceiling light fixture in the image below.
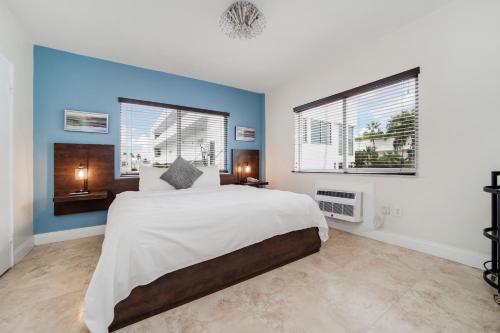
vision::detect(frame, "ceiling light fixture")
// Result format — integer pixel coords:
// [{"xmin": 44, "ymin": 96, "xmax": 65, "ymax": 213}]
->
[{"xmin": 219, "ymin": 1, "xmax": 266, "ymax": 40}]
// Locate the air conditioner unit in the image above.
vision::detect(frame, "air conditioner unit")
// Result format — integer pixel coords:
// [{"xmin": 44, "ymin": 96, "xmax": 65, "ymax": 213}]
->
[{"xmin": 315, "ymin": 188, "xmax": 363, "ymax": 223}]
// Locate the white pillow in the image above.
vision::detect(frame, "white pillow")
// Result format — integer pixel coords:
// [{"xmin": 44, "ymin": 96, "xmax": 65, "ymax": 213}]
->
[
  {"xmin": 139, "ymin": 165, "xmax": 175, "ymax": 191},
  {"xmin": 192, "ymin": 165, "xmax": 220, "ymax": 188}
]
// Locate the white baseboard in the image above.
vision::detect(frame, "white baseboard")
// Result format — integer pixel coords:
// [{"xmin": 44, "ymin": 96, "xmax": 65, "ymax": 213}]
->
[
  {"xmin": 34, "ymin": 225, "xmax": 106, "ymax": 245},
  {"xmin": 30, "ymin": 222, "xmax": 486, "ymax": 269},
  {"xmin": 330, "ymin": 221, "xmax": 488, "ymax": 269},
  {"xmin": 14, "ymin": 237, "xmax": 34, "ymax": 264}
]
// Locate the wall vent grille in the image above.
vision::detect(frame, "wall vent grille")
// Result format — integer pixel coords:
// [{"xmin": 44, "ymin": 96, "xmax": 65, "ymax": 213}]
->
[
  {"xmin": 315, "ymin": 188, "xmax": 362, "ymax": 223},
  {"xmin": 317, "ymin": 190, "xmax": 355, "ymax": 199}
]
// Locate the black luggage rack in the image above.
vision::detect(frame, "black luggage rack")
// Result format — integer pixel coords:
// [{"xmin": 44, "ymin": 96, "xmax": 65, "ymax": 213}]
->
[{"xmin": 483, "ymin": 171, "xmax": 500, "ymax": 304}]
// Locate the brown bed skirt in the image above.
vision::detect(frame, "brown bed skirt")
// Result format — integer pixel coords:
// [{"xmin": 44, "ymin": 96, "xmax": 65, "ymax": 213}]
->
[{"xmin": 109, "ymin": 227, "xmax": 321, "ymax": 331}]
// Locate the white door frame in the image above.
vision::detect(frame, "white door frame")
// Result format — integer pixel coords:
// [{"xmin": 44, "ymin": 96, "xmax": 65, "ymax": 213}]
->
[{"xmin": 0, "ymin": 53, "xmax": 14, "ymax": 272}]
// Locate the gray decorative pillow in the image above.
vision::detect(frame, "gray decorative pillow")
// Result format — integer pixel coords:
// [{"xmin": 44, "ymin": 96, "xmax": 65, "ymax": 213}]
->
[{"xmin": 160, "ymin": 157, "xmax": 203, "ymax": 189}]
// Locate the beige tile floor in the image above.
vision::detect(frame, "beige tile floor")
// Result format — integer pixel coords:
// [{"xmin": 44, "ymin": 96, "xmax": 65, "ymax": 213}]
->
[{"xmin": 0, "ymin": 229, "xmax": 499, "ymax": 333}]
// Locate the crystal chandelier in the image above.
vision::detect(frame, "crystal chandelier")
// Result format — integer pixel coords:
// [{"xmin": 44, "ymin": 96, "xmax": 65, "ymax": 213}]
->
[{"xmin": 219, "ymin": 1, "xmax": 266, "ymax": 39}]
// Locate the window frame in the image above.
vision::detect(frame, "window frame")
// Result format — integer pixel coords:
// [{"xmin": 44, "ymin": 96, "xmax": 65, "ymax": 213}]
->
[
  {"xmin": 118, "ymin": 97, "xmax": 229, "ymax": 177},
  {"xmin": 293, "ymin": 67, "xmax": 419, "ymax": 176}
]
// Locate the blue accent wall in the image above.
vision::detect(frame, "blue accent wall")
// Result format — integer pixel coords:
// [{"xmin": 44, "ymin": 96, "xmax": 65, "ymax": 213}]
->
[{"xmin": 34, "ymin": 46, "xmax": 265, "ymax": 234}]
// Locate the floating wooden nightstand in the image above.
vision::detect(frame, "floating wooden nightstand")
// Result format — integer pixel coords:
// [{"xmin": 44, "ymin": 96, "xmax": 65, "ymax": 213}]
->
[
  {"xmin": 53, "ymin": 191, "xmax": 111, "ymax": 216},
  {"xmin": 239, "ymin": 181, "xmax": 269, "ymax": 188},
  {"xmin": 53, "ymin": 191, "xmax": 108, "ymax": 203}
]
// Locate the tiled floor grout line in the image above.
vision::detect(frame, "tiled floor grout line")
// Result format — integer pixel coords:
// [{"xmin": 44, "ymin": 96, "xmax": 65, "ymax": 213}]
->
[
  {"xmin": 360, "ymin": 254, "xmax": 432, "ymax": 333},
  {"xmin": 363, "ymin": 285, "xmax": 415, "ymax": 333}
]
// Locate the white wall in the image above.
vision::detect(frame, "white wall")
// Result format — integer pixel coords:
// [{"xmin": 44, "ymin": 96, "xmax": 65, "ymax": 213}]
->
[
  {"xmin": 0, "ymin": 1, "xmax": 33, "ymax": 259},
  {"xmin": 266, "ymin": 0, "xmax": 500, "ymax": 266}
]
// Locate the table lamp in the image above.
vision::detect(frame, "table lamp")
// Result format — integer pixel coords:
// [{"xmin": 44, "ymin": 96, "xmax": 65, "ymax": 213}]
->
[
  {"xmin": 71, "ymin": 163, "xmax": 89, "ymax": 195},
  {"xmin": 241, "ymin": 162, "xmax": 251, "ymax": 182}
]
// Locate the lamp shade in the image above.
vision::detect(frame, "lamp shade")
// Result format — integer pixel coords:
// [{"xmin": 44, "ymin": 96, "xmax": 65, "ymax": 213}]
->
[
  {"xmin": 244, "ymin": 164, "xmax": 251, "ymax": 173},
  {"xmin": 75, "ymin": 165, "xmax": 88, "ymax": 181}
]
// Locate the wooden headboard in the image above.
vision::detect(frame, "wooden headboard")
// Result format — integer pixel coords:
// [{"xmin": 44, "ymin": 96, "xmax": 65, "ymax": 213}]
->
[
  {"xmin": 54, "ymin": 143, "xmax": 116, "ymax": 215},
  {"xmin": 54, "ymin": 143, "xmax": 115, "ymax": 196},
  {"xmin": 54, "ymin": 143, "xmax": 238, "ymax": 200},
  {"xmin": 232, "ymin": 149, "xmax": 260, "ymax": 182},
  {"xmin": 113, "ymin": 173, "xmax": 237, "ymax": 194}
]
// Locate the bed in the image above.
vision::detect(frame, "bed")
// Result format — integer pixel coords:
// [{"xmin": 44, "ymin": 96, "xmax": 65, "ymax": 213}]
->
[{"xmin": 83, "ymin": 169, "xmax": 329, "ymax": 333}]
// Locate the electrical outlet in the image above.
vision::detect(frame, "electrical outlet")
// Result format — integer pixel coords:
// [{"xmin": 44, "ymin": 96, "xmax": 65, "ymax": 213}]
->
[
  {"xmin": 393, "ymin": 206, "xmax": 402, "ymax": 217},
  {"xmin": 381, "ymin": 206, "xmax": 391, "ymax": 216}
]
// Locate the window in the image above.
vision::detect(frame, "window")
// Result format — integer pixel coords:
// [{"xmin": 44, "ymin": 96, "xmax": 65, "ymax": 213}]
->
[
  {"xmin": 321, "ymin": 121, "xmax": 332, "ymax": 145},
  {"xmin": 348, "ymin": 126, "xmax": 354, "ymax": 156},
  {"xmin": 338, "ymin": 123, "xmax": 343, "ymax": 156},
  {"xmin": 120, "ymin": 98, "xmax": 228, "ymax": 175},
  {"xmin": 303, "ymin": 118, "xmax": 308, "ymax": 143},
  {"xmin": 310, "ymin": 119, "xmax": 331, "ymax": 145},
  {"xmin": 294, "ymin": 68, "xmax": 419, "ymax": 174}
]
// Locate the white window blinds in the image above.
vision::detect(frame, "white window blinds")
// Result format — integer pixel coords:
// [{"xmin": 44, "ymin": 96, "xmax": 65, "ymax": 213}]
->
[
  {"xmin": 294, "ymin": 68, "xmax": 419, "ymax": 174},
  {"xmin": 120, "ymin": 98, "xmax": 228, "ymax": 175}
]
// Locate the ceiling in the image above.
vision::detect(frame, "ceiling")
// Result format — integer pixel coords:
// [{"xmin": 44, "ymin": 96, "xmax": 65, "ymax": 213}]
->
[{"xmin": 6, "ymin": 0, "xmax": 451, "ymax": 93}]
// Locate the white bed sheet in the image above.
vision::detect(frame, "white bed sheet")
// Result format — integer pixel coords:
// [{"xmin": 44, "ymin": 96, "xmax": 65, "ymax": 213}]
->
[{"xmin": 83, "ymin": 185, "xmax": 328, "ymax": 333}]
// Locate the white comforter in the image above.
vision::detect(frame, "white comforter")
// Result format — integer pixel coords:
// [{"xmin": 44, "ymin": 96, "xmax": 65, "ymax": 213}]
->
[{"xmin": 83, "ymin": 185, "xmax": 328, "ymax": 333}]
